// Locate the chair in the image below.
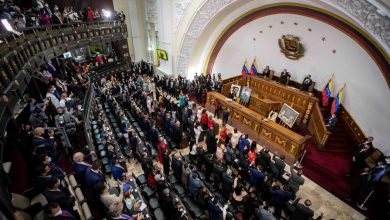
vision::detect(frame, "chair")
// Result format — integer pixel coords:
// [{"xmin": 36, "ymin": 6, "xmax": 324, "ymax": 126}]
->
[
  {"xmin": 168, "ymin": 174, "xmax": 178, "ymax": 184},
  {"xmin": 148, "ymin": 197, "xmax": 160, "ymax": 210},
  {"xmin": 182, "ymin": 195, "xmax": 203, "ymax": 218},
  {"xmin": 142, "ymin": 185, "xmax": 155, "ymax": 200},
  {"xmin": 269, "ymin": 70, "xmax": 274, "ymax": 80},
  {"xmin": 153, "ymin": 207, "xmax": 166, "ymax": 220},
  {"xmin": 172, "ymin": 184, "xmax": 185, "ymax": 196},
  {"xmin": 82, "ymin": 202, "xmax": 94, "ymax": 220},
  {"xmin": 74, "ymin": 187, "xmax": 86, "ymax": 203},
  {"xmin": 68, "ymin": 175, "xmax": 80, "ymax": 189},
  {"xmin": 136, "ymin": 174, "xmax": 147, "ymax": 186}
]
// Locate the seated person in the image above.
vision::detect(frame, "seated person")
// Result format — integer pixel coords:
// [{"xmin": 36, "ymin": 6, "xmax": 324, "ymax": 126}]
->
[
  {"xmin": 263, "ymin": 66, "xmax": 271, "ymax": 78},
  {"xmin": 279, "ymin": 69, "xmax": 291, "ymax": 85},
  {"xmin": 325, "ymin": 113, "xmax": 338, "ymax": 130},
  {"xmin": 300, "ymin": 74, "xmax": 313, "ymax": 92},
  {"xmin": 44, "ymin": 177, "xmax": 75, "ymax": 212},
  {"xmin": 48, "ymin": 202, "xmax": 76, "ymax": 219}
]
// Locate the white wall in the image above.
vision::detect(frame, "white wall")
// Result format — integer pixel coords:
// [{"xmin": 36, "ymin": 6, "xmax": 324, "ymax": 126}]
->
[
  {"xmin": 113, "ymin": 0, "xmax": 135, "ymax": 59},
  {"xmin": 206, "ymin": 13, "xmax": 390, "ymax": 153},
  {"xmin": 155, "ymin": 0, "xmax": 174, "ymax": 75}
]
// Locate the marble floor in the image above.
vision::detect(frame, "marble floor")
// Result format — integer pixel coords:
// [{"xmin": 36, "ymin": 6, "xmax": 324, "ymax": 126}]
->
[{"xmin": 119, "ymin": 101, "xmax": 366, "ymax": 220}]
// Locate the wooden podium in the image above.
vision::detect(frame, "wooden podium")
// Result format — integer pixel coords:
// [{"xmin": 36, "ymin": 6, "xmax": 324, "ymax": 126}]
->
[{"xmin": 206, "ymin": 92, "xmax": 310, "ymax": 163}]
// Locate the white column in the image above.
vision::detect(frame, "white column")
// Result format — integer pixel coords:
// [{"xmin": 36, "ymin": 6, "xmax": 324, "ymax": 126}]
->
[{"xmin": 128, "ymin": 0, "xmax": 148, "ymax": 62}]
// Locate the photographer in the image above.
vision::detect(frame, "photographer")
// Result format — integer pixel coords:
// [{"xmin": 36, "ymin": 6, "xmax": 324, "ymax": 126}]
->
[
  {"xmin": 54, "ymin": 106, "xmax": 81, "ymax": 128},
  {"xmin": 32, "ymin": 127, "xmax": 57, "ymax": 157}
]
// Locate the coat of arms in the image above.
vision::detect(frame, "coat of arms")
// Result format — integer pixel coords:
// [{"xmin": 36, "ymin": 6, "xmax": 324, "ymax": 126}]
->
[{"xmin": 278, "ymin": 35, "xmax": 305, "ymax": 60}]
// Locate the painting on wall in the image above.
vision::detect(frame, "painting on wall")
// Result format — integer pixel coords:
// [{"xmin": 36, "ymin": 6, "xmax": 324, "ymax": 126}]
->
[{"xmin": 278, "ymin": 103, "xmax": 300, "ymax": 128}]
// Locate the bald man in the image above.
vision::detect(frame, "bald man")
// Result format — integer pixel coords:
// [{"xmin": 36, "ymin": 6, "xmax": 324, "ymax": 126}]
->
[
  {"xmin": 291, "ymin": 198, "xmax": 323, "ymax": 220},
  {"xmin": 73, "ymin": 151, "xmax": 96, "ymax": 182},
  {"xmin": 32, "ymin": 127, "xmax": 55, "ymax": 155}
]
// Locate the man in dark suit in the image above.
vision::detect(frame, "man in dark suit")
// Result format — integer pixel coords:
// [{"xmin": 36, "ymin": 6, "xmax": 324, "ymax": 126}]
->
[
  {"xmin": 300, "ymin": 74, "xmax": 313, "ymax": 91},
  {"xmin": 257, "ymin": 148, "xmax": 271, "ymax": 170},
  {"xmin": 221, "ymin": 169, "xmax": 233, "ymax": 202},
  {"xmin": 111, "ymin": 158, "xmax": 125, "ymax": 181},
  {"xmin": 287, "ymin": 165, "xmax": 305, "ymax": 194},
  {"xmin": 44, "ymin": 177, "xmax": 75, "ymax": 212},
  {"xmin": 269, "ymin": 183, "xmax": 293, "ymax": 218},
  {"xmin": 249, "ymin": 163, "xmax": 265, "ymax": 192},
  {"xmin": 271, "ymin": 152, "xmax": 286, "ymax": 180},
  {"xmin": 347, "ymin": 137, "xmax": 374, "ymax": 176},
  {"xmin": 206, "ymin": 127, "xmax": 217, "ymax": 154},
  {"xmin": 346, "ymin": 168, "xmax": 370, "ymax": 201},
  {"xmin": 279, "ymin": 69, "xmax": 291, "ymax": 85},
  {"xmin": 291, "ymin": 198, "xmax": 323, "ymax": 220},
  {"xmin": 84, "ymin": 159, "xmax": 105, "ymax": 188},
  {"xmin": 72, "ymin": 152, "xmax": 93, "ymax": 181}
]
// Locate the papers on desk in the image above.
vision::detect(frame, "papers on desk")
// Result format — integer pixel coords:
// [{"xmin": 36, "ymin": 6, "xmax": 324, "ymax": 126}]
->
[
  {"xmin": 225, "ymin": 98, "xmax": 232, "ymax": 102},
  {"xmin": 140, "ymin": 202, "xmax": 147, "ymax": 211}
]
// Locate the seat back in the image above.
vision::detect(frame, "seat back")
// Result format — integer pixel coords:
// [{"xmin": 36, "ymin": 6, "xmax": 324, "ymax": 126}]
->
[
  {"xmin": 69, "ymin": 174, "xmax": 78, "ymax": 188},
  {"xmin": 75, "ymin": 187, "xmax": 86, "ymax": 203},
  {"xmin": 82, "ymin": 202, "xmax": 93, "ymax": 220}
]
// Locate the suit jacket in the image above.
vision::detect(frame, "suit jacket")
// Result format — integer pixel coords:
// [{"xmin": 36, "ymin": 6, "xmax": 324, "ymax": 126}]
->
[
  {"xmin": 271, "ymin": 156, "xmax": 286, "ymax": 178},
  {"xmin": 111, "ymin": 164, "xmax": 125, "ymax": 180},
  {"xmin": 84, "ymin": 168, "xmax": 105, "ymax": 187},
  {"xmin": 291, "ymin": 203, "xmax": 314, "ymax": 220},
  {"xmin": 249, "ymin": 167, "xmax": 265, "ymax": 188},
  {"xmin": 74, "ymin": 162, "xmax": 90, "ymax": 176},
  {"xmin": 189, "ymin": 175, "xmax": 203, "ymax": 198},
  {"xmin": 221, "ymin": 173, "xmax": 233, "ymax": 193},
  {"xmin": 44, "ymin": 188, "xmax": 75, "ymax": 210},
  {"xmin": 288, "ymin": 171, "xmax": 305, "ymax": 193}
]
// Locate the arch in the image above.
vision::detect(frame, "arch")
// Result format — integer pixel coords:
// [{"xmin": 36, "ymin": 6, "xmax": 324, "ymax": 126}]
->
[{"xmin": 202, "ymin": 3, "xmax": 390, "ymax": 86}]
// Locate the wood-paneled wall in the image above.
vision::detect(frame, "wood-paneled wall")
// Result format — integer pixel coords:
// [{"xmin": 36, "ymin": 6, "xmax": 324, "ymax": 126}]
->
[
  {"xmin": 339, "ymin": 106, "xmax": 366, "ymax": 145},
  {"xmin": 308, "ymin": 103, "xmax": 331, "ymax": 150},
  {"xmin": 206, "ymin": 91, "xmax": 310, "ymax": 163}
]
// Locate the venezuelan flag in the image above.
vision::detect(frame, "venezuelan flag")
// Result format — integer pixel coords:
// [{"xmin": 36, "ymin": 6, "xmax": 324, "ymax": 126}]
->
[
  {"xmin": 331, "ymin": 84, "xmax": 345, "ymax": 114},
  {"xmin": 250, "ymin": 57, "xmax": 258, "ymax": 76},
  {"xmin": 322, "ymin": 77, "xmax": 333, "ymax": 106},
  {"xmin": 242, "ymin": 59, "xmax": 249, "ymax": 78}
]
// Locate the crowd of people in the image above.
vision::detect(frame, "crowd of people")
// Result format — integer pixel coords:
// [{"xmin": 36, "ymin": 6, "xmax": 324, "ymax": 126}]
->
[
  {"xmin": 0, "ymin": 0, "xmax": 125, "ymax": 32},
  {"xmin": 73, "ymin": 67, "xmax": 328, "ymax": 220}
]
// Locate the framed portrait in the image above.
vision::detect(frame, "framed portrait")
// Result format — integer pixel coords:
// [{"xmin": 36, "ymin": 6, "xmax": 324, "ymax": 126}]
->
[
  {"xmin": 230, "ymin": 84, "xmax": 241, "ymax": 99},
  {"xmin": 278, "ymin": 103, "xmax": 300, "ymax": 128},
  {"xmin": 240, "ymin": 86, "xmax": 252, "ymax": 104}
]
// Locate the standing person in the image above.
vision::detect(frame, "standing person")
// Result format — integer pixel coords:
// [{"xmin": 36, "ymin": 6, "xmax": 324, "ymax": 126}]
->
[
  {"xmin": 206, "ymin": 127, "xmax": 217, "ymax": 154},
  {"xmin": 300, "ymin": 74, "xmax": 313, "ymax": 91},
  {"xmin": 162, "ymin": 148, "xmax": 170, "ymax": 176},
  {"xmin": 287, "ymin": 165, "xmax": 305, "ymax": 194},
  {"xmin": 194, "ymin": 123, "xmax": 203, "ymax": 144},
  {"xmin": 214, "ymin": 99, "xmax": 221, "ymax": 118},
  {"xmin": 219, "ymin": 124, "xmax": 227, "ymax": 144},
  {"xmin": 222, "ymin": 109, "xmax": 229, "ymax": 125},
  {"xmin": 346, "ymin": 168, "xmax": 370, "ymax": 202},
  {"xmin": 201, "ymin": 110, "xmax": 208, "ymax": 130},
  {"xmin": 347, "ymin": 137, "xmax": 374, "ymax": 176},
  {"xmin": 279, "ymin": 69, "xmax": 291, "ymax": 85},
  {"xmin": 158, "ymin": 137, "xmax": 168, "ymax": 164}
]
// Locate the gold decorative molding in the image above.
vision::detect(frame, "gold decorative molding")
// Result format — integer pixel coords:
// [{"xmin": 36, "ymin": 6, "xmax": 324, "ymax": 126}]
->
[
  {"xmin": 274, "ymin": 136, "xmax": 286, "ymax": 148},
  {"xmin": 261, "ymin": 128, "xmax": 272, "ymax": 139}
]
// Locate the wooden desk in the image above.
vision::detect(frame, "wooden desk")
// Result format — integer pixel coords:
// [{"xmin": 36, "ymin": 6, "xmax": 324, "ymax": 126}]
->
[
  {"xmin": 206, "ymin": 92, "xmax": 310, "ymax": 163},
  {"xmin": 221, "ymin": 76, "xmax": 318, "ymax": 126}
]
